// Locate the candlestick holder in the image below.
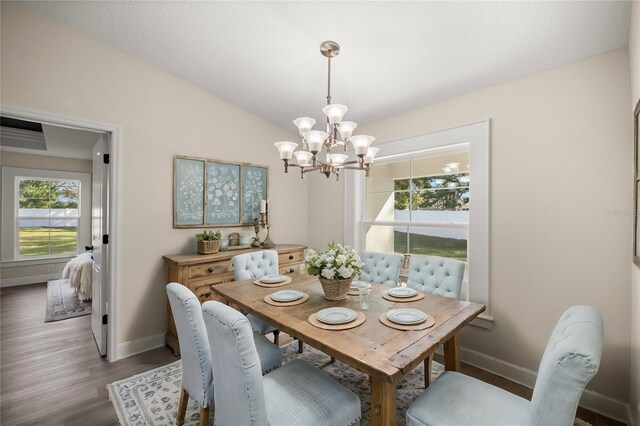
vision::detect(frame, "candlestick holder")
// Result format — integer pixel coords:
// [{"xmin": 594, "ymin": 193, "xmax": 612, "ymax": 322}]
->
[{"xmin": 260, "ymin": 212, "xmax": 275, "ymax": 249}]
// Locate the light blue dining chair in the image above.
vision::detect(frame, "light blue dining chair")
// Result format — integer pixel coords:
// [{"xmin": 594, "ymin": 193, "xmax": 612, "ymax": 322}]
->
[
  {"xmin": 166, "ymin": 283, "xmax": 283, "ymax": 426},
  {"xmin": 406, "ymin": 254, "xmax": 465, "ymax": 299},
  {"xmin": 232, "ymin": 250, "xmax": 281, "ymax": 345},
  {"xmin": 202, "ymin": 300, "xmax": 362, "ymax": 426},
  {"xmin": 406, "ymin": 305, "xmax": 603, "ymax": 426},
  {"xmin": 407, "ymin": 254, "xmax": 466, "ymax": 387},
  {"xmin": 359, "ymin": 250, "xmax": 404, "ymax": 285}
]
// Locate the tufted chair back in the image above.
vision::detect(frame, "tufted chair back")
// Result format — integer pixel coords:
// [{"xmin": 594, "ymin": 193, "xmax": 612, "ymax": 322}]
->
[
  {"xmin": 166, "ymin": 283, "xmax": 213, "ymax": 407},
  {"xmin": 528, "ymin": 305, "xmax": 603, "ymax": 426},
  {"xmin": 407, "ymin": 255, "xmax": 465, "ymax": 299},
  {"xmin": 232, "ymin": 250, "xmax": 279, "ymax": 281},
  {"xmin": 202, "ymin": 301, "xmax": 268, "ymax": 425},
  {"xmin": 359, "ymin": 251, "xmax": 403, "ymax": 285}
]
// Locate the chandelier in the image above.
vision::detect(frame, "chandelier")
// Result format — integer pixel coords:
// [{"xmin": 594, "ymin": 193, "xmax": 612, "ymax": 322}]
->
[{"xmin": 274, "ymin": 41, "xmax": 379, "ymax": 180}]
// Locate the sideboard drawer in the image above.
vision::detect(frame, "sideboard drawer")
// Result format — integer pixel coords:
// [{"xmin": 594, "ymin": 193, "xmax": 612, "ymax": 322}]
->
[
  {"xmin": 279, "ymin": 250, "xmax": 304, "ymax": 265},
  {"xmin": 188, "ymin": 260, "xmax": 233, "ymax": 279},
  {"xmin": 280, "ymin": 265, "xmax": 299, "ymax": 275},
  {"xmin": 194, "ymin": 283, "xmax": 225, "ymax": 304}
]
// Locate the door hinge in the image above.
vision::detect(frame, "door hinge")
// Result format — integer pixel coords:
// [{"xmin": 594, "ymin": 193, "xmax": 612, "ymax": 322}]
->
[
  {"xmin": 103, "ymin": 153, "xmax": 110, "ymax": 164},
  {"xmin": 103, "ymin": 234, "xmax": 109, "ymax": 244},
  {"xmin": 102, "ymin": 314, "xmax": 108, "ymax": 325}
]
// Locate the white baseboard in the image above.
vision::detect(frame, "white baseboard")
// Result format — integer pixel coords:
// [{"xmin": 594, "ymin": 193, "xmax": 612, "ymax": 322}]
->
[
  {"xmin": 0, "ymin": 273, "xmax": 61, "ymax": 287},
  {"xmin": 460, "ymin": 346, "xmax": 631, "ymax": 424},
  {"xmin": 117, "ymin": 332, "xmax": 166, "ymax": 360}
]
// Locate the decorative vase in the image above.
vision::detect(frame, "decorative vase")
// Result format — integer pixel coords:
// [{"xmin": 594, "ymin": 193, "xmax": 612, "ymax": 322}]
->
[
  {"xmin": 197, "ymin": 239, "xmax": 220, "ymax": 255},
  {"xmin": 318, "ymin": 276, "xmax": 354, "ymax": 301}
]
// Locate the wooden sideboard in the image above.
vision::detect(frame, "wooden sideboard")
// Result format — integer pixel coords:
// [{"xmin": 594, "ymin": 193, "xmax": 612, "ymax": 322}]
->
[{"xmin": 163, "ymin": 243, "xmax": 306, "ymax": 355}]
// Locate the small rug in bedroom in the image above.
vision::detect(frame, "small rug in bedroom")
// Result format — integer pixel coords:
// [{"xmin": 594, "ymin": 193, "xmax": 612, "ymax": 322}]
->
[
  {"xmin": 108, "ymin": 342, "xmax": 591, "ymax": 426},
  {"xmin": 45, "ymin": 279, "xmax": 91, "ymax": 322}
]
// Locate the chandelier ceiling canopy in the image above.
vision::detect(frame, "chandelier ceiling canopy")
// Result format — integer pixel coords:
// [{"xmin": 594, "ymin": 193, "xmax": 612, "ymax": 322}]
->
[{"xmin": 274, "ymin": 41, "xmax": 378, "ymax": 180}]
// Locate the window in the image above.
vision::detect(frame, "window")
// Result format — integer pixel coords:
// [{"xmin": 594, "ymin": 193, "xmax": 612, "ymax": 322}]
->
[
  {"xmin": 1, "ymin": 167, "xmax": 91, "ymax": 263},
  {"xmin": 16, "ymin": 178, "xmax": 80, "ymax": 258},
  {"xmin": 344, "ymin": 120, "xmax": 490, "ymax": 324},
  {"xmin": 364, "ymin": 150, "xmax": 470, "ymax": 262}
]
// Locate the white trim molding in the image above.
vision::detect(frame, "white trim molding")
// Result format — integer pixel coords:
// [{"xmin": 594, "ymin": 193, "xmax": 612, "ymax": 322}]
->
[
  {"xmin": 0, "ymin": 273, "xmax": 61, "ymax": 287},
  {"xmin": 117, "ymin": 332, "xmax": 166, "ymax": 359},
  {"xmin": 460, "ymin": 346, "xmax": 630, "ymax": 424},
  {"xmin": 1, "ymin": 105, "xmax": 122, "ymax": 362}
]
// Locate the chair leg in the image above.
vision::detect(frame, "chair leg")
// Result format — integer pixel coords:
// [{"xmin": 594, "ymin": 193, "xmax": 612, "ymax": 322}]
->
[
  {"xmin": 273, "ymin": 330, "xmax": 280, "ymax": 346},
  {"xmin": 298, "ymin": 339, "xmax": 304, "ymax": 353},
  {"xmin": 198, "ymin": 405, "xmax": 210, "ymax": 426},
  {"xmin": 424, "ymin": 356, "xmax": 433, "ymax": 388},
  {"xmin": 330, "ymin": 356, "xmax": 335, "ymax": 363},
  {"xmin": 176, "ymin": 388, "xmax": 189, "ymax": 426}
]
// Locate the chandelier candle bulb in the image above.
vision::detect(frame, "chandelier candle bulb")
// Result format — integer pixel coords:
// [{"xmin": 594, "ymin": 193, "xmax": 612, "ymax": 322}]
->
[
  {"xmin": 293, "ymin": 150, "xmax": 313, "ymax": 166},
  {"xmin": 322, "ymin": 104, "xmax": 348, "ymax": 126},
  {"xmin": 306, "ymin": 130, "xmax": 329, "ymax": 153},
  {"xmin": 293, "ymin": 117, "xmax": 316, "ymax": 135},
  {"xmin": 364, "ymin": 147, "xmax": 380, "ymax": 165},
  {"xmin": 331, "ymin": 153, "xmax": 349, "ymax": 165},
  {"xmin": 349, "ymin": 135, "xmax": 375, "ymax": 156},
  {"xmin": 339, "ymin": 121, "xmax": 357, "ymax": 140},
  {"xmin": 274, "ymin": 141, "xmax": 298, "ymax": 160}
]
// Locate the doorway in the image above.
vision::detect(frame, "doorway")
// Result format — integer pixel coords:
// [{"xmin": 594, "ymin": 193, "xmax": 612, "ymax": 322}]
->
[{"xmin": 0, "ymin": 106, "xmax": 120, "ymax": 361}]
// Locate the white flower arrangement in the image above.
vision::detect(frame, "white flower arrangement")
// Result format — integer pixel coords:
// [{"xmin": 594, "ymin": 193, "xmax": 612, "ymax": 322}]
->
[{"xmin": 304, "ymin": 242, "xmax": 363, "ymax": 280}]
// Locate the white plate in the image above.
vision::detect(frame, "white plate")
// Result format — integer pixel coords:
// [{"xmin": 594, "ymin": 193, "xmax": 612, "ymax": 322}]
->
[
  {"xmin": 386, "ymin": 308, "xmax": 427, "ymax": 325},
  {"xmin": 270, "ymin": 290, "xmax": 303, "ymax": 302},
  {"xmin": 350, "ymin": 281, "xmax": 371, "ymax": 291},
  {"xmin": 386, "ymin": 287, "xmax": 418, "ymax": 298},
  {"xmin": 260, "ymin": 274, "xmax": 286, "ymax": 284},
  {"xmin": 316, "ymin": 307, "xmax": 358, "ymax": 325}
]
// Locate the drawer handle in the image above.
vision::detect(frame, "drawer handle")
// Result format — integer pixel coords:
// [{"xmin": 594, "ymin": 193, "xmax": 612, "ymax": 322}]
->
[
  {"xmin": 288, "ymin": 255, "xmax": 294, "ymax": 260},
  {"xmin": 208, "ymin": 266, "xmax": 214, "ymax": 273},
  {"xmin": 289, "ymin": 268, "xmax": 294, "ymax": 273}
]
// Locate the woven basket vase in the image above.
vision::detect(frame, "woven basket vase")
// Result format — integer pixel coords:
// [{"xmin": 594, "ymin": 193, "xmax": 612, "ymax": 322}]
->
[
  {"xmin": 318, "ymin": 276, "xmax": 354, "ymax": 301},
  {"xmin": 197, "ymin": 239, "xmax": 220, "ymax": 255}
]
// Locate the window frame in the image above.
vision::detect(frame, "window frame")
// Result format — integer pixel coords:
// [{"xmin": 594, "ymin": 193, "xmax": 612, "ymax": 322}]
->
[
  {"xmin": 344, "ymin": 120, "xmax": 491, "ymax": 326},
  {"xmin": 1, "ymin": 167, "xmax": 91, "ymax": 263},
  {"xmin": 14, "ymin": 176, "xmax": 82, "ymax": 260}
]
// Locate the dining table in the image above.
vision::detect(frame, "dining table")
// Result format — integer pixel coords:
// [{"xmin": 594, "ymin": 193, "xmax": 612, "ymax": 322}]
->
[{"xmin": 211, "ymin": 271, "xmax": 486, "ymax": 426}]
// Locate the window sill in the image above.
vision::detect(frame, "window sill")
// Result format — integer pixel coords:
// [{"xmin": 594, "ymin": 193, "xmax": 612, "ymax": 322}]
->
[
  {"xmin": 1, "ymin": 256, "xmax": 75, "ymax": 268},
  {"xmin": 470, "ymin": 313, "xmax": 493, "ymax": 330}
]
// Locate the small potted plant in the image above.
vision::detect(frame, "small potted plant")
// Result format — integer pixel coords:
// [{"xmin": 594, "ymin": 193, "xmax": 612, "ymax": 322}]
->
[
  {"xmin": 304, "ymin": 242, "xmax": 363, "ymax": 301},
  {"xmin": 195, "ymin": 229, "xmax": 222, "ymax": 255}
]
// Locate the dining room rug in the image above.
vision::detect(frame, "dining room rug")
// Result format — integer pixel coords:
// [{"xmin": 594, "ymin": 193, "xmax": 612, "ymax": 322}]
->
[
  {"xmin": 107, "ymin": 341, "xmax": 592, "ymax": 426},
  {"xmin": 45, "ymin": 279, "xmax": 92, "ymax": 322}
]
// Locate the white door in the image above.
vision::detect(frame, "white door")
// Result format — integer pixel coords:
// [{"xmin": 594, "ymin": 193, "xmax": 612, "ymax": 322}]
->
[{"xmin": 91, "ymin": 135, "xmax": 109, "ymax": 356}]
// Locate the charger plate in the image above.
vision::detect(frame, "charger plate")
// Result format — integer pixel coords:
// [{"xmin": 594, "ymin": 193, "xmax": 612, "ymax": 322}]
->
[
  {"xmin": 382, "ymin": 292, "xmax": 425, "ymax": 303},
  {"xmin": 253, "ymin": 276, "xmax": 292, "ymax": 288},
  {"xmin": 264, "ymin": 293, "xmax": 309, "ymax": 307},
  {"xmin": 308, "ymin": 311, "xmax": 366, "ymax": 330},
  {"xmin": 378, "ymin": 313, "xmax": 435, "ymax": 331}
]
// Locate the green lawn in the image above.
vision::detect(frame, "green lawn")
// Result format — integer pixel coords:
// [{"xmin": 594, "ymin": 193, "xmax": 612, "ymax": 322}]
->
[
  {"xmin": 394, "ymin": 231, "xmax": 467, "ymax": 260},
  {"xmin": 19, "ymin": 227, "xmax": 77, "ymax": 257}
]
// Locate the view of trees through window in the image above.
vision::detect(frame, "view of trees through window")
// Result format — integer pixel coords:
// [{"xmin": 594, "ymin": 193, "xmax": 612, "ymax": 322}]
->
[
  {"xmin": 17, "ymin": 178, "xmax": 80, "ymax": 257},
  {"xmin": 364, "ymin": 154, "xmax": 470, "ymax": 261}
]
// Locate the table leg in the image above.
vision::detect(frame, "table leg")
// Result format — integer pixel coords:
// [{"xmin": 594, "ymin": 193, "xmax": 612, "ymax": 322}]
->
[
  {"xmin": 443, "ymin": 334, "xmax": 460, "ymax": 371},
  {"xmin": 370, "ymin": 376, "xmax": 396, "ymax": 426}
]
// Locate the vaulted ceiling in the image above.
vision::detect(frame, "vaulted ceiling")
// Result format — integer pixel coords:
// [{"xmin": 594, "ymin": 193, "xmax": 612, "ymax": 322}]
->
[{"xmin": 26, "ymin": 1, "xmax": 631, "ymax": 131}]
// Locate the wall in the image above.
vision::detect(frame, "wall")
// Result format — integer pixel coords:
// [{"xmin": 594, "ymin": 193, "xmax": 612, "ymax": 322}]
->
[
  {"xmin": 310, "ymin": 49, "xmax": 633, "ymax": 407},
  {"xmin": 629, "ymin": 1, "xmax": 640, "ymax": 424},
  {"xmin": 0, "ymin": 151, "xmax": 93, "ymax": 286},
  {"xmin": 0, "ymin": 3, "xmax": 308, "ymax": 347}
]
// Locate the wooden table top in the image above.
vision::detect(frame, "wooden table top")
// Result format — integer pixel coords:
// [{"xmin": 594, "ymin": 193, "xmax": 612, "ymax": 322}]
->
[{"xmin": 211, "ymin": 272, "xmax": 485, "ymax": 384}]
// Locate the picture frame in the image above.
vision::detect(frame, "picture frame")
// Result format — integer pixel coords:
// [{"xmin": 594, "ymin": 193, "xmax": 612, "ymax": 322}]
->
[
  {"xmin": 634, "ymin": 99, "xmax": 640, "ymax": 266},
  {"xmin": 173, "ymin": 155, "xmax": 268, "ymax": 228}
]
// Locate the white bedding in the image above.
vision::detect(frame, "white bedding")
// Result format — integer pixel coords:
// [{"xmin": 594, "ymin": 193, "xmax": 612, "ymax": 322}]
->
[{"xmin": 62, "ymin": 252, "xmax": 93, "ymax": 301}]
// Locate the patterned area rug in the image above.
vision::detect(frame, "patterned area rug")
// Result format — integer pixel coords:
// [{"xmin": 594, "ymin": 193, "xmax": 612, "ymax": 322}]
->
[
  {"xmin": 45, "ymin": 279, "xmax": 91, "ymax": 322},
  {"xmin": 108, "ymin": 342, "xmax": 591, "ymax": 425}
]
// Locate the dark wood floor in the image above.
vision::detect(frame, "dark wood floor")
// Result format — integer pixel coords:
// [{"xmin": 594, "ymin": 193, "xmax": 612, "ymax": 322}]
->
[{"xmin": 1, "ymin": 283, "xmax": 624, "ymax": 426}]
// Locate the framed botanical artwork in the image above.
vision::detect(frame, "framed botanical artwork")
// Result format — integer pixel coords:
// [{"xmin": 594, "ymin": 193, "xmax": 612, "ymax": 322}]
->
[
  {"xmin": 635, "ymin": 99, "xmax": 640, "ymax": 266},
  {"xmin": 242, "ymin": 165, "xmax": 268, "ymax": 224},
  {"xmin": 174, "ymin": 157, "xmax": 205, "ymax": 226},
  {"xmin": 206, "ymin": 161, "xmax": 241, "ymax": 225},
  {"xmin": 173, "ymin": 156, "xmax": 268, "ymax": 228}
]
